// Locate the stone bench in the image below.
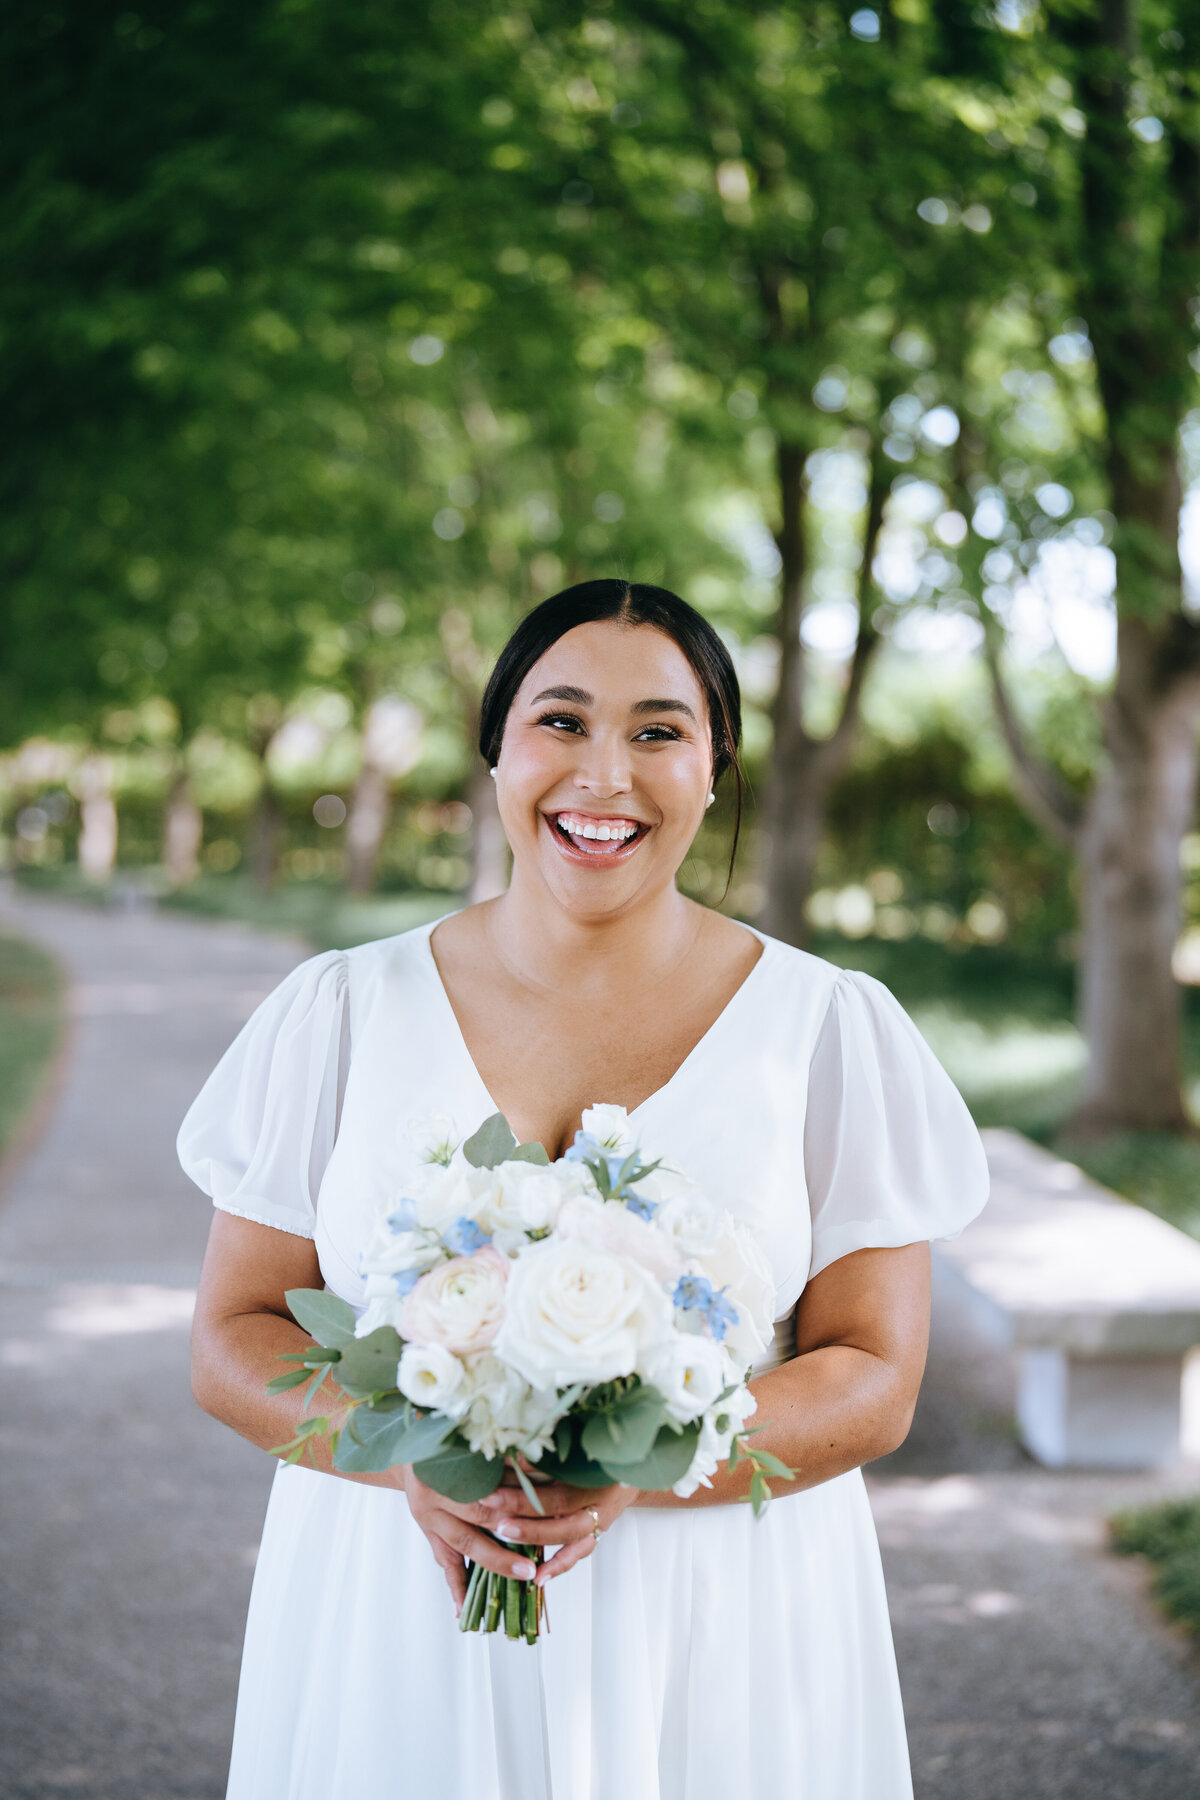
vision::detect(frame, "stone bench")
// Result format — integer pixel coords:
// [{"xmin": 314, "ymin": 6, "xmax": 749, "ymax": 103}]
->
[{"xmin": 932, "ymin": 1129, "xmax": 1200, "ymax": 1469}]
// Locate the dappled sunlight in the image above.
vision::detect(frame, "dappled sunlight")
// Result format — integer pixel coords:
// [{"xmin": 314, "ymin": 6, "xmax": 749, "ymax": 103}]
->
[{"xmin": 44, "ymin": 1283, "xmax": 195, "ymax": 1339}]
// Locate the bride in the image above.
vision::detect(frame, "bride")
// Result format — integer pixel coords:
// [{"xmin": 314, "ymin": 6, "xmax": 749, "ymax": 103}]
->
[{"xmin": 180, "ymin": 577, "xmax": 988, "ymax": 1800}]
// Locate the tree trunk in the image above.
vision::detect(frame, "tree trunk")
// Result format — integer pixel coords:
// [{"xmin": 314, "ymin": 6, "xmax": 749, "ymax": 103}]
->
[
  {"xmin": 346, "ymin": 762, "xmax": 391, "ymax": 897},
  {"xmin": 1068, "ymin": 625, "xmax": 1200, "ymax": 1136},
  {"xmin": 467, "ymin": 758, "xmax": 509, "ymax": 903},
  {"xmin": 75, "ymin": 755, "xmax": 117, "ymax": 882},
  {"xmin": 248, "ymin": 783, "xmax": 284, "ymax": 891},
  {"xmin": 760, "ymin": 434, "xmax": 885, "ymax": 945},
  {"xmin": 163, "ymin": 771, "xmax": 202, "ymax": 887}
]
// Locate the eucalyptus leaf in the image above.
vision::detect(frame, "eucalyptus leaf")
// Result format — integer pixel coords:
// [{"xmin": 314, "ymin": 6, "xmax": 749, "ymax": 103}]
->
[
  {"xmin": 331, "ymin": 1326, "xmax": 403, "ymax": 1398},
  {"xmin": 285, "ymin": 1288, "xmax": 357, "ymax": 1348},
  {"xmin": 539, "ymin": 1432, "xmax": 612, "ymax": 1489},
  {"xmin": 266, "ymin": 1366, "xmax": 312, "ymax": 1394},
  {"xmin": 334, "ymin": 1405, "xmax": 454, "ymax": 1473},
  {"xmin": 413, "ymin": 1442, "xmax": 505, "ymax": 1502},
  {"xmin": 462, "ymin": 1113, "xmax": 517, "ymax": 1169},
  {"xmin": 580, "ymin": 1389, "xmax": 667, "ymax": 1467},
  {"xmin": 748, "ymin": 1450, "xmax": 795, "ymax": 1481},
  {"xmin": 509, "ymin": 1141, "xmax": 550, "ymax": 1166},
  {"xmin": 598, "ymin": 1420, "xmax": 700, "ymax": 1490}
]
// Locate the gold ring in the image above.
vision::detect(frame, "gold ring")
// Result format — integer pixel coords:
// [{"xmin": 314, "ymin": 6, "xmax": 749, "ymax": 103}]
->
[{"xmin": 585, "ymin": 1504, "xmax": 601, "ymax": 1541}]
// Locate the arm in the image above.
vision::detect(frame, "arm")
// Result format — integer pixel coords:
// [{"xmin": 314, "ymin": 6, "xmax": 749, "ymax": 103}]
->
[{"xmin": 191, "ymin": 1211, "xmax": 588, "ymax": 1612}]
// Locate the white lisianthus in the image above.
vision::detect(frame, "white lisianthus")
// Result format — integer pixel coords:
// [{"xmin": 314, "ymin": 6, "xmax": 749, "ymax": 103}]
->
[
  {"xmin": 696, "ymin": 1219, "xmax": 775, "ymax": 1371},
  {"xmin": 399, "ymin": 1246, "xmax": 510, "ymax": 1354},
  {"xmin": 458, "ymin": 1352, "xmax": 563, "ymax": 1461},
  {"xmin": 555, "ymin": 1195, "xmax": 685, "ymax": 1285},
  {"xmin": 580, "ymin": 1103, "xmax": 636, "ymax": 1151},
  {"xmin": 641, "ymin": 1333, "xmax": 726, "ymax": 1422},
  {"xmin": 396, "ymin": 1341, "xmax": 467, "ymax": 1413},
  {"xmin": 495, "ymin": 1237, "xmax": 674, "ymax": 1388},
  {"xmin": 651, "ymin": 1183, "xmax": 722, "ymax": 1256},
  {"xmin": 353, "ymin": 1289, "xmax": 408, "ymax": 1338},
  {"xmin": 360, "ymin": 1224, "xmax": 443, "ymax": 1279},
  {"xmin": 472, "ymin": 1161, "xmax": 567, "ymax": 1248},
  {"xmin": 403, "ymin": 1111, "xmax": 460, "ymax": 1165},
  {"xmin": 672, "ymin": 1380, "xmax": 759, "ymax": 1498},
  {"xmin": 401, "ymin": 1162, "xmax": 479, "ymax": 1235}
]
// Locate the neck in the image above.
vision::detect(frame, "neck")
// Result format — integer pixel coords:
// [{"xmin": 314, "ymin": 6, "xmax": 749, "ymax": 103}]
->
[{"xmin": 485, "ymin": 870, "xmax": 699, "ymax": 999}]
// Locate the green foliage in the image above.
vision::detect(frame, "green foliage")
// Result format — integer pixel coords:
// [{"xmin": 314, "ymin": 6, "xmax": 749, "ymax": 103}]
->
[
  {"xmin": 463, "ymin": 1113, "xmax": 519, "ymax": 1169},
  {"xmin": 1111, "ymin": 1498, "xmax": 1200, "ymax": 1639},
  {"xmin": 333, "ymin": 1403, "xmax": 455, "ymax": 1475},
  {"xmin": 332, "ymin": 1326, "xmax": 404, "ymax": 1399},
  {"xmin": 284, "ymin": 1288, "xmax": 356, "ymax": 1349},
  {"xmin": 413, "ymin": 1442, "xmax": 506, "ymax": 1503}
]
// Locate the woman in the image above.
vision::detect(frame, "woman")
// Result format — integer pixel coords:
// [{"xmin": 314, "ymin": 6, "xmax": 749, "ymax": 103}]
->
[{"xmin": 180, "ymin": 578, "xmax": 989, "ymax": 1800}]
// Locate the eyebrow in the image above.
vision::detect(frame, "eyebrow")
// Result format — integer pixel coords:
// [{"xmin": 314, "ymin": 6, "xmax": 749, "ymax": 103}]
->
[{"xmin": 530, "ymin": 685, "xmax": 699, "ymax": 724}]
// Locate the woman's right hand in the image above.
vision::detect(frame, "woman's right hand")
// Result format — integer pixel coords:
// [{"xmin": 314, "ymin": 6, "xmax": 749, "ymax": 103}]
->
[{"xmin": 399, "ymin": 1466, "xmax": 538, "ymax": 1616}]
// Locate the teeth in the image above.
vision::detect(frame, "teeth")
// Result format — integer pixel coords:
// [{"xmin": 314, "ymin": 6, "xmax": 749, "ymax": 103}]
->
[{"xmin": 555, "ymin": 813, "xmax": 640, "ymax": 846}]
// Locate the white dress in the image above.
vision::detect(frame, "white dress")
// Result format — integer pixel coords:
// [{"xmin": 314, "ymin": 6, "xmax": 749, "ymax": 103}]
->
[{"xmin": 178, "ymin": 919, "xmax": 989, "ymax": 1800}]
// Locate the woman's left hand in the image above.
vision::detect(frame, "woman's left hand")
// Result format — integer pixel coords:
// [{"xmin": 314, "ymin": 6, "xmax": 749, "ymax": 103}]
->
[{"xmin": 478, "ymin": 1470, "xmax": 639, "ymax": 1586}]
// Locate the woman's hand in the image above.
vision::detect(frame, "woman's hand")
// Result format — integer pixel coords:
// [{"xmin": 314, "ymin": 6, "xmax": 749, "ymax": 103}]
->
[
  {"xmin": 477, "ymin": 1471, "xmax": 639, "ymax": 1587},
  {"xmin": 399, "ymin": 1466, "xmax": 542, "ymax": 1616}
]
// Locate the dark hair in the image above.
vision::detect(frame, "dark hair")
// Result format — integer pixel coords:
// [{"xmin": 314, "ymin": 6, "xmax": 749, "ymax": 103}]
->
[{"xmin": 478, "ymin": 578, "xmax": 743, "ymax": 880}]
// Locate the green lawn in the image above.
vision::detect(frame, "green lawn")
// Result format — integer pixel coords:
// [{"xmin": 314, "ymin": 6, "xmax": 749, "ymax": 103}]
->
[
  {"xmin": 0, "ymin": 930, "xmax": 64, "ymax": 1163},
  {"xmin": 159, "ymin": 873, "xmax": 457, "ymax": 951}
]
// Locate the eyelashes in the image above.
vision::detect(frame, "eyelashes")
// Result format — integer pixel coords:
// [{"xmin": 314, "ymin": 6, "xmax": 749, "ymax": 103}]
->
[{"xmin": 532, "ymin": 711, "xmax": 683, "ymax": 744}]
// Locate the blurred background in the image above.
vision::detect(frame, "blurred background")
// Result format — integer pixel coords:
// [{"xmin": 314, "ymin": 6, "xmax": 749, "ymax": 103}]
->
[{"xmin": 4, "ymin": 3, "xmax": 1200, "ymax": 1796}]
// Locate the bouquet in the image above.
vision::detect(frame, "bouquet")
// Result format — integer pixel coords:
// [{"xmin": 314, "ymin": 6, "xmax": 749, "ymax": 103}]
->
[{"xmin": 270, "ymin": 1104, "xmax": 791, "ymax": 1642}]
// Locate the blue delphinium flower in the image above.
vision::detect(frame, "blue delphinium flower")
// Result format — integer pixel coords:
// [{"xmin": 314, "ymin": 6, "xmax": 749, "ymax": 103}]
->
[
  {"xmin": 391, "ymin": 1268, "xmax": 422, "ymax": 1297},
  {"xmin": 625, "ymin": 1190, "xmax": 659, "ymax": 1221},
  {"xmin": 387, "ymin": 1196, "xmax": 418, "ymax": 1232},
  {"xmin": 564, "ymin": 1129, "xmax": 605, "ymax": 1164},
  {"xmin": 442, "ymin": 1216, "xmax": 492, "ymax": 1256},
  {"xmin": 672, "ymin": 1273, "xmax": 739, "ymax": 1340}
]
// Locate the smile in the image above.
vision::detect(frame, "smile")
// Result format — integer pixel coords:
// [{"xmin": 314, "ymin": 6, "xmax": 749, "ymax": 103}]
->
[{"xmin": 546, "ymin": 811, "xmax": 650, "ymax": 861}]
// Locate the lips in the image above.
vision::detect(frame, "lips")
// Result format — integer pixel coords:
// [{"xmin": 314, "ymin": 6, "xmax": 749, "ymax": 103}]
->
[{"xmin": 547, "ymin": 811, "xmax": 649, "ymax": 860}]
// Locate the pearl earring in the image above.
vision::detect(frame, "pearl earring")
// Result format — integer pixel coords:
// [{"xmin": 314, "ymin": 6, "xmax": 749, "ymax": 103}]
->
[
  {"xmin": 489, "ymin": 767, "xmax": 498, "ymax": 779},
  {"xmin": 706, "ymin": 790, "xmax": 715, "ymax": 808}
]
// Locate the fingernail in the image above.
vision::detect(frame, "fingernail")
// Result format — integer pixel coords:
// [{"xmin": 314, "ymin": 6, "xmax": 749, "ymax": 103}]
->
[
  {"xmin": 514, "ymin": 1559, "xmax": 536, "ymax": 1579},
  {"xmin": 495, "ymin": 1522, "xmax": 519, "ymax": 1542}
]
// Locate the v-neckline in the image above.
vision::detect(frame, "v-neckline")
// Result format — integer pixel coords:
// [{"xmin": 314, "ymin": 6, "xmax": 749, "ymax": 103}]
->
[{"xmin": 418, "ymin": 914, "xmax": 772, "ymax": 1151}]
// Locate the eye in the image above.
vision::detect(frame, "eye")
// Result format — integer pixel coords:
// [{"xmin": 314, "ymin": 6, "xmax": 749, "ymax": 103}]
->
[
  {"xmin": 534, "ymin": 710, "xmax": 586, "ymax": 734},
  {"xmin": 633, "ymin": 723, "xmax": 683, "ymax": 742}
]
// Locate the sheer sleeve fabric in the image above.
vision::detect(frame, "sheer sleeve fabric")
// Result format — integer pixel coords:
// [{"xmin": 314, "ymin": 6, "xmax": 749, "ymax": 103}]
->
[
  {"xmin": 804, "ymin": 968, "xmax": 989, "ymax": 1281},
  {"xmin": 176, "ymin": 949, "xmax": 350, "ymax": 1239}
]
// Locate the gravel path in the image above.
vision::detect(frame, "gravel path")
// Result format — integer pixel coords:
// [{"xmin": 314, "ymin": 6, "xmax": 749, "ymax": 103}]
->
[{"xmin": 1, "ymin": 888, "xmax": 1197, "ymax": 1799}]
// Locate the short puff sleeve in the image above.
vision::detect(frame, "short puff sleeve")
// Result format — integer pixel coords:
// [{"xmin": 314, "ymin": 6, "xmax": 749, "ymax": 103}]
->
[
  {"xmin": 804, "ymin": 968, "xmax": 988, "ymax": 1281},
  {"xmin": 176, "ymin": 949, "xmax": 350, "ymax": 1239}
]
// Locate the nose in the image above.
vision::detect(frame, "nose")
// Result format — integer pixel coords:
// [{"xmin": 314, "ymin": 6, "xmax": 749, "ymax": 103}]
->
[{"xmin": 572, "ymin": 729, "xmax": 633, "ymax": 799}]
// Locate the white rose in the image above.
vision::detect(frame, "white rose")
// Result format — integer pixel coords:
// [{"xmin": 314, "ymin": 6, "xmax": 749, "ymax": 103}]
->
[
  {"xmin": 494, "ymin": 1237, "xmax": 673, "ymax": 1388},
  {"xmin": 403, "ymin": 1162, "xmax": 479, "ymax": 1235},
  {"xmin": 641, "ymin": 1333, "xmax": 726, "ymax": 1422},
  {"xmin": 580, "ymin": 1103, "xmax": 636, "ymax": 1151},
  {"xmin": 403, "ymin": 1111, "xmax": 460, "ymax": 1165},
  {"xmin": 696, "ymin": 1220, "xmax": 775, "ymax": 1372},
  {"xmin": 353, "ymin": 1291, "xmax": 407, "ymax": 1338},
  {"xmin": 555, "ymin": 1195, "xmax": 685, "ymax": 1285},
  {"xmin": 673, "ymin": 1381, "xmax": 758, "ymax": 1498},
  {"xmin": 396, "ymin": 1341, "xmax": 467, "ymax": 1414},
  {"xmin": 650, "ymin": 1183, "xmax": 722, "ymax": 1256},
  {"xmin": 472, "ymin": 1161, "xmax": 566, "ymax": 1244}
]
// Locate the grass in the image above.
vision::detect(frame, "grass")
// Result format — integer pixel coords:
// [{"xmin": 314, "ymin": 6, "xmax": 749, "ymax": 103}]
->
[
  {"xmin": 158, "ymin": 873, "xmax": 457, "ymax": 951},
  {"xmin": 1110, "ymin": 1501, "xmax": 1200, "ymax": 1641},
  {"xmin": 0, "ymin": 930, "xmax": 64, "ymax": 1163}
]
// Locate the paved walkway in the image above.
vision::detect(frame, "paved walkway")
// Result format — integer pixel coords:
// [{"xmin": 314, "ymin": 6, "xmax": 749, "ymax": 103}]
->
[{"xmin": 1, "ymin": 890, "xmax": 1198, "ymax": 1799}]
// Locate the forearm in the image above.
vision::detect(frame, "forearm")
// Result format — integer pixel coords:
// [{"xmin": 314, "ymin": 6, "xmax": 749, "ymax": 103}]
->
[
  {"xmin": 639, "ymin": 1343, "xmax": 915, "ymax": 1510},
  {"xmin": 191, "ymin": 1308, "xmax": 396, "ymax": 1490}
]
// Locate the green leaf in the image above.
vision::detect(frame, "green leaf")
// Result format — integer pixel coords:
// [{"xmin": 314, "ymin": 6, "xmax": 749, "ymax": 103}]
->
[
  {"xmin": 539, "ymin": 1423, "xmax": 612, "ymax": 1488},
  {"xmin": 266, "ymin": 1366, "xmax": 312, "ymax": 1394},
  {"xmin": 580, "ymin": 1388, "xmax": 668, "ymax": 1467},
  {"xmin": 511, "ymin": 1459, "xmax": 546, "ymax": 1516},
  {"xmin": 285, "ymin": 1288, "xmax": 357, "ymax": 1348},
  {"xmin": 598, "ymin": 1420, "xmax": 701, "ymax": 1490},
  {"xmin": 333, "ymin": 1403, "xmax": 454, "ymax": 1473},
  {"xmin": 413, "ymin": 1441, "xmax": 505, "ymax": 1502},
  {"xmin": 462, "ymin": 1113, "xmax": 518, "ymax": 1169},
  {"xmin": 749, "ymin": 1450, "xmax": 795, "ymax": 1481},
  {"xmin": 330, "ymin": 1326, "xmax": 402, "ymax": 1398},
  {"xmin": 509, "ymin": 1140, "xmax": 550, "ymax": 1165}
]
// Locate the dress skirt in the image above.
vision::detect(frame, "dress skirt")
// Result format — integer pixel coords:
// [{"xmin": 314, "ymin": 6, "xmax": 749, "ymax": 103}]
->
[{"xmin": 226, "ymin": 1461, "xmax": 912, "ymax": 1800}]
